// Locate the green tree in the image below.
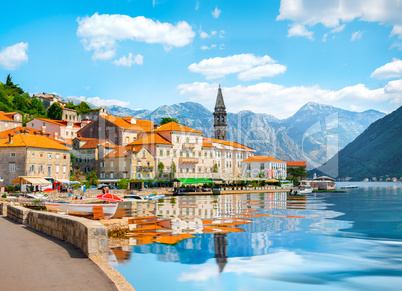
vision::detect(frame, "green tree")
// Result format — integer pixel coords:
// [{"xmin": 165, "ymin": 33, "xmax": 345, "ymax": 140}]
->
[
  {"xmin": 212, "ymin": 163, "xmax": 219, "ymax": 173},
  {"xmin": 157, "ymin": 162, "xmax": 165, "ymax": 177},
  {"xmin": 171, "ymin": 162, "xmax": 177, "ymax": 179},
  {"xmin": 160, "ymin": 117, "xmax": 180, "ymax": 125},
  {"xmin": 117, "ymin": 178, "xmax": 129, "ymax": 189},
  {"xmin": 65, "ymin": 102, "xmax": 77, "ymax": 110},
  {"xmin": 287, "ymin": 166, "xmax": 308, "ymax": 179},
  {"xmin": 13, "ymin": 94, "xmax": 29, "ymax": 112},
  {"xmin": 76, "ymin": 102, "xmax": 91, "ymax": 115},
  {"xmin": 29, "ymin": 97, "xmax": 46, "ymax": 116},
  {"xmin": 0, "ymin": 88, "xmax": 12, "ymax": 111},
  {"xmin": 256, "ymin": 171, "xmax": 266, "ymax": 178},
  {"xmin": 85, "ymin": 170, "xmax": 98, "ymax": 186},
  {"xmin": 47, "ymin": 102, "xmax": 63, "ymax": 120},
  {"xmin": 4, "ymin": 74, "xmax": 24, "ymax": 96}
]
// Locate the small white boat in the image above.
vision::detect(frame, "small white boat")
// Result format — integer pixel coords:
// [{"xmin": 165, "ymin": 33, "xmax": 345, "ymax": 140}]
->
[
  {"xmin": 144, "ymin": 194, "xmax": 165, "ymax": 200},
  {"xmin": 67, "ymin": 203, "xmax": 118, "ymax": 219},
  {"xmin": 45, "ymin": 202, "xmax": 118, "ymax": 219},
  {"xmin": 340, "ymin": 185, "xmax": 359, "ymax": 189},
  {"xmin": 291, "ymin": 186, "xmax": 313, "ymax": 195},
  {"xmin": 45, "ymin": 202, "xmax": 69, "ymax": 213},
  {"xmin": 124, "ymin": 195, "xmax": 145, "ymax": 200}
]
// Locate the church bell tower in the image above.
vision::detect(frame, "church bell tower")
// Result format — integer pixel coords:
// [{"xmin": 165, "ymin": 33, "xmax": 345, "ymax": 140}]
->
[{"xmin": 213, "ymin": 85, "xmax": 227, "ymax": 140}]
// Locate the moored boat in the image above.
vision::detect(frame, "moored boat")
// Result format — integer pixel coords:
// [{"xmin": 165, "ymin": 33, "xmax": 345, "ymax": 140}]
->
[{"xmin": 67, "ymin": 203, "xmax": 118, "ymax": 219}]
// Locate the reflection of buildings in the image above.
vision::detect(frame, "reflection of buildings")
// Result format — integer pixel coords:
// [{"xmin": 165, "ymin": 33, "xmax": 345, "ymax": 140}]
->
[{"xmin": 214, "ymin": 233, "xmax": 228, "ymax": 273}]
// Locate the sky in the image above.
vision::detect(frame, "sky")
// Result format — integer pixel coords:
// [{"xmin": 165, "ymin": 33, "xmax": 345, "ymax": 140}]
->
[{"xmin": 0, "ymin": 0, "xmax": 401, "ymax": 119}]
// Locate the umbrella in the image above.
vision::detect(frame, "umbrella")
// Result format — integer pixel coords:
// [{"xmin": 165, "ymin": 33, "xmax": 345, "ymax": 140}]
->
[
  {"xmin": 42, "ymin": 188, "xmax": 56, "ymax": 192},
  {"xmin": 96, "ymin": 193, "xmax": 123, "ymax": 202}
]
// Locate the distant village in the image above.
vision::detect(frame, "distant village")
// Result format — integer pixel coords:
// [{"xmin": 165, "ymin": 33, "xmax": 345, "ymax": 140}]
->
[{"xmin": 0, "ymin": 86, "xmax": 313, "ymax": 191}]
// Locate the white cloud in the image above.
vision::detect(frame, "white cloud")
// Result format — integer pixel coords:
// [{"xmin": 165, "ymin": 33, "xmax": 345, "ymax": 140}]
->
[
  {"xmin": 200, "ymin": 44, "xmax": 217, "ymax": 50},
  {"xmin": 351, "ymin": 31, "xmax": 364, "ymax": 41},
  {"xmin": 371, "ymin": 59, "xmax": 402, "ymax": 79},
  {"xmin": 0, "ymin": 42, "xmax": 28, "ymax": 70},
  {"xmin": 73, "ymin": 96, "xmax": 130, "ymax": 108},
  {"xmin": 219, "ymin": 30, "xmax": 225, "ymax": 38},
  {"xmin": 113, "ymin": 52, "xmax": 143, "ymax": 67},
  {"xmin": 390, "ymin": 25, "xmax": 402, "ymax": 39},
  {"xmin": 277, "ymin": 0, "xmax": 402, "ymax": 39},
  {"xmin": 76, "ymin": 13, "xmax": 195, "ymax": 60},
  {"xmin": 177, "ymin": 80, "xmax": 400, "ymax": 118},
  {"xmin": 323, "ymin": 24, "xmax": 345, "ymax": 42},
  {"xmin": 212, "ymin": 7, "xmax": 221, "ymax": 19},
  {"xmin": 195, "ymin": 1, "xmax": 199, "ymax": 11},
  {"xmin": 219, "ymin": 44, "xmax": 225, "ymax": 50},
  {"xmin": 199, "ymin": 29, "xmax": 216, "ymax": 39},
  {"xmin": 238, "ymin": 64, "xmax": 287, "ymax": 81},
  {"xmin": 287, "ymin": 24, "xmax": 314, "ymax": 40},
  {"xmin": 188, "ymin": 53, "xmax": 285, "ymax": 80}
]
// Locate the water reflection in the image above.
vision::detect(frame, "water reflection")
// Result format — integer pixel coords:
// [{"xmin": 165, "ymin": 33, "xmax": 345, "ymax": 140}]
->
[{"xmin": 110, "ymin": 183, "xmax": 402, "ymax": 291}]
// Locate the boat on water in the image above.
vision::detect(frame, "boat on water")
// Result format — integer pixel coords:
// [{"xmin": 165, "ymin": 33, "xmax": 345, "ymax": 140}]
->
[
  {"xmin": 144, "ymin": 194, "xmax": 165, "ymax": 200},
  {"xmin": 45, "ymin": 202, "xmax": 118, "ymax": 219},
  {"xmin": 340, "ymin": 185, "xmax": 360, "ymax": 189},
  {"xmin": 124, "ymin": 194, "xmax": 145, "ymax": 200},
  {"xmin": 290, "ymin": 186, "xmax": 314, "ymax": 195}
]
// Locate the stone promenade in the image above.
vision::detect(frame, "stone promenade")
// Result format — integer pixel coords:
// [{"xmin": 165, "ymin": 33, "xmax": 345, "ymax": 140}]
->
[{"xmin": 0, "ymin": 216, "xmax": 117, "ymax": 291}]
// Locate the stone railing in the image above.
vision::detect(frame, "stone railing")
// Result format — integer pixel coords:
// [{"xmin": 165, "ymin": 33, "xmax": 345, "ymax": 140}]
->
[
  {"xmin": 0, "ymin": 201, "xmax": 9, "ymax": 216},
  {"xmin": 5, "ymin": 204, "xmax": 108, "ymax": 258}
]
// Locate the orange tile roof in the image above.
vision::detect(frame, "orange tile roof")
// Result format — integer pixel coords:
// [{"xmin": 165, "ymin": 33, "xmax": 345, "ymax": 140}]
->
[
  {"xmin": 34, "ymin": 117, "xmax": 81, "ymax": 128},
  {"xmin": 104, "ymin": 115, "xmax": 148, "ymax": 131},
  {"xmin": 135, "ymin": 119, "xmax": 156, "ymax": 132},
  {"xmin": 0, "ymin": 134, "xmax": 69, "ymax": 151},
  {"xmin": 242, "ymin": 155, "xmax": 285, "ymax": 163},
  {"xmin": 154, "ymin": 122, "xmax": 203, "ymax": 134},
  {"xmin": 74, "ymin": 137, "xmax": 97, "ymax": 141},
  {"xmin": 0, "ymin": 127, "xmax": 51, "ymax": 138},
  {"xmin": 0, "ymin": 111, "xmax": 15, "ymax": 122},
  {"xmin": 128, "ymin": 133, "xmax": 172, "ymax": 146},
  {"xmin": 80, "ymin": 139, "xmax": 108, "ymax": 149},
  {"xmin": 202, "ymin": 138, "xmax": 215, "ymax": 148},
  {"xmin": 286, "ymin": 161, "xmax": 307, "ymax": 167},
  {"xmin": 206, "ymin": 138, "xmax": 254, "ymax": 150},
  {"xmin": 104, "ymin": 146, "xmax": 128, "ymax": 158}
]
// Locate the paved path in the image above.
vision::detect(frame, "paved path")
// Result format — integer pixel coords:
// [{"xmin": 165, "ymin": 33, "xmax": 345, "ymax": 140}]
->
[{"xmin": 0, "ymin": 216, "xmax": 117, "ymax": 291}]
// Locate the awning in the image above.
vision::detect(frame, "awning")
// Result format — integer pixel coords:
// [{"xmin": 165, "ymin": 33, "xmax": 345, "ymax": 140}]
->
[
  {"xmin": 266, "ymin": 178, "xmax": 280, "ymax": 183},
  {"xmin": 55, "ymin": 179, "xmax": 71, "ymax": 184},
  {"xmin": 11, "ymin": 177, "xmax": 52, "ymax": 185},
  {"xmin": 176, "ymin": 178, "xmax": 213, "ymax": 185}
]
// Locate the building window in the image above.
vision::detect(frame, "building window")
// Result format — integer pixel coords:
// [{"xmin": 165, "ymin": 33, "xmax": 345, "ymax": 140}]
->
[
  {"xmin": 10, "ymin": 153, "xmax": 16, "ymax": 157},
  {"xmin": 137, "ymin": 161, "xmax": 141, "ymax": 166},
  {"xmin": 176, "ymin": 137, "xmax": 179, "ymax": 142},
  {"xmin": 111, "ymin": 161, "xmax": 114, "ymax": 167},
  {"xmin": 166, "ymin": 150, "xmax": 170, "ymax": 156},
  {"xmin": 247, "ymin": 164, "xmax": 251, "ymax": 170},
  {"xmin": 160, "ymin": 150, "xmax": 163, "ymax": 156},
  {"xmin": 142, "ymin": 151, "xmax": 145, "ymax": 158},
  {"xmin": 147, "ymin": 162, "xmax": 150, "ymax": 166},
  {"xmin": 180, "ymin": 151, "xmax": 183, "ymax": 157},
  {"xmin": 56, "ymin": 166, "xmax": 59, "ymax": 173},
  {"xmin": 124, "ymin": 161, "xmax": 127, "ymax": 167},
  {"xmin": 173, "ymin": 151, "xmax": 176, "ymax": 157},
  {"xmin": 110, "ymin": 172, "xmax": 114, "ymax": 178},
  {"xmin": 123, "ymin": 172, "xmax": 127, "ymax": 178},
  {"xmin": 47, "ymin": 166, "xmax": 52, "ymax": 175},
  {"xmin": 56, "ymin": 154, "xmax": 60, "ymax": 159},
  {"xmin": 32, "ymin": 123, "xmax": 34, "ymax": 127},
  {"xmin": 260, "ymin": 163, "xmax": 264, "ymax": 170},
  {"xmin": 63, "ymin": 165, "xmax": 66, "ymax": 174},
  {"xmin": 64, "ymin": 155, "xmax": 67, "ymax": 159},
  {"xmin": 198, "ymin": 152, "xmax": 201, "ymax": 157},
  {"xmin": 40, "ymin": 165, "xmax": 44, "ymax": 172},
  {"xmin": 100, "ymin": 162, "xmax": 105, "ymax": 167},
  {"xmin": 48, "ymin": 154, "xmax": 53, "ymax": 160},
  {"xmin": 186, "ymin": 137, "xmax": 189, "ymax": 143},
  {"xmin": 100, "ymin": 172, "xmax": 105, "ymax": 178},
  {"xmin": 10, "ymin": 164, "xmax": 15, "ymax": 172}
]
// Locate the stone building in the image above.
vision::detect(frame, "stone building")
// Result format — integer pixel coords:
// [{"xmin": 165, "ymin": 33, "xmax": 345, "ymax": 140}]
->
[
  {"xmin": 213, "ymin": 85, "xmax": 227, "ymax": 141},
  {"xmin": 0, "ymin": 111, "xmax": 23, "ymax": 132},
  {"xmin": 62, "ymin": 107, "xmax": 81, "ymax": 122},
  {"xmin": 32, "ymin": 93, "xmax": 67, "ymax": 110},
  {"xmin": 77, "ymin": 114, "xmax": 156, "ymax": 146},
  {"xmin": 80, "ymin": 107, "xmax": 108, "ymax": 121},
  {"xmin": 0, "ymin": 133, "xmax": 70, "ymax": 186},
  {"xmin": 241, "ymin": 155, "xmax": 287, "ymax": 180},
  {"xmin": 127, "ymin": 121, "xmax": 254, "ymax": 179},
  {"xmin": 29, "ymin": 117, "xmax": 83, "ymax": 141}
]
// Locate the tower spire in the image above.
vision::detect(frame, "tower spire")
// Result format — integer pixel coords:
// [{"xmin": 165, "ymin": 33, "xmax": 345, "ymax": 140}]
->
[{"xmin": 213, "ymin": 85, "xmax": 227, "ymax": 140}]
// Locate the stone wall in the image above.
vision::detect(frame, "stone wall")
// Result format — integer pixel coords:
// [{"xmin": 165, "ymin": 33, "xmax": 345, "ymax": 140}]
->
[
  {"xmin": 5, "ymin": 204, "xmax": 108, "ymax": 257},
  {"xmin": 0, "ymin": 201, "xmax": 9, "ymax": 215}
]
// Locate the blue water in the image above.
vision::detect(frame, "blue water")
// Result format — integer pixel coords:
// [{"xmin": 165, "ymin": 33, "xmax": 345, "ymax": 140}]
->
[{"xmin": 110, "ymin": 182, "xmax": 402, "ymax": 291}]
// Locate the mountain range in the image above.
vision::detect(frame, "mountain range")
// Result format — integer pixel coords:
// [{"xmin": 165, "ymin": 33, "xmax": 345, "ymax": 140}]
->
[
  {"xmin": 104, "ymin": 102, "xmax": 385, "ymax": 169},
  {"xmin": 312, "ymin": 105, "xmax": 402, "ymax": 180}
]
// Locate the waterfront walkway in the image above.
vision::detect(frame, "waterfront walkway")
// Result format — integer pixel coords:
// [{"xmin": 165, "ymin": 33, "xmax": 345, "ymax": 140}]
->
[{"xmin": 0, "ymin": 216, "xmax": 117, "ymax": 291}]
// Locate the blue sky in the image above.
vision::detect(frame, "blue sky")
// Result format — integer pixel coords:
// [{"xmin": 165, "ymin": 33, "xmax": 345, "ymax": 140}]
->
[{"xmin": 0, "ymin": 0, "xmax": 401, "ymax": 118}]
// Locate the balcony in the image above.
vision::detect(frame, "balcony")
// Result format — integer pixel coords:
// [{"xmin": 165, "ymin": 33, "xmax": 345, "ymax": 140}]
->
[
  {"xmin": 182, "ymin": 143, "xmax": 196, "ymax": 150},
  {"xmin": 179, "ymin": 157, "xmax": 199, "ymax": 164},
  {"xmin": 136, "ymin": 166, "xmax": 154, "ymax": 172}
]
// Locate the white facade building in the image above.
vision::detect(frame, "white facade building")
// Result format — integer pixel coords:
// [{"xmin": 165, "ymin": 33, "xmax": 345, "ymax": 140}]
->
[{"xmin": 241, "ymin": 155, "xmax": 287, "ymax": 180}]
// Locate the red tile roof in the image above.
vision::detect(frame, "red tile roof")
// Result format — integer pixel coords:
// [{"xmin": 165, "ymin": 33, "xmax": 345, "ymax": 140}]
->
[
  {"xmin": 242, "ymin": 155, "xmax": 285, "ymax": 163},
  {"xmin": 0, "ymin": 134, "xmax": 69, "ymax": 151},
  {"xmin": 0, "ymin": 111, "xmax": 15, "ymax": 122},
  {"xmin": 34, "ymin": 117, "xmax": 81, "ymax": 128},
  {"xmin": 202, "ymin": 138, "xmax": 215, "ymax": 148},
  {"xmin": 286, "ymin": 161, "xmax": 307, "ymax": 167},
  {"xmin": 0, "ymin": 127, "xmax": 50, "ymax": 138},
  {"xmin": 104, "ymin": 146, "xmax": 128, "ymax": 158},
  {"xmin": 80, "ymin": 139, "xmax": 108, "ymax": 149},
  {"xmin": 103, "ymin": 115, "xmax": 153, "ymax": 131},
  {"xmin": 154, "ymin": 122, "xmax": 203, "ymax": 134},
  {"xmin": 128, "ymin": 133, "xmax": 172, "ymax": 146}
]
